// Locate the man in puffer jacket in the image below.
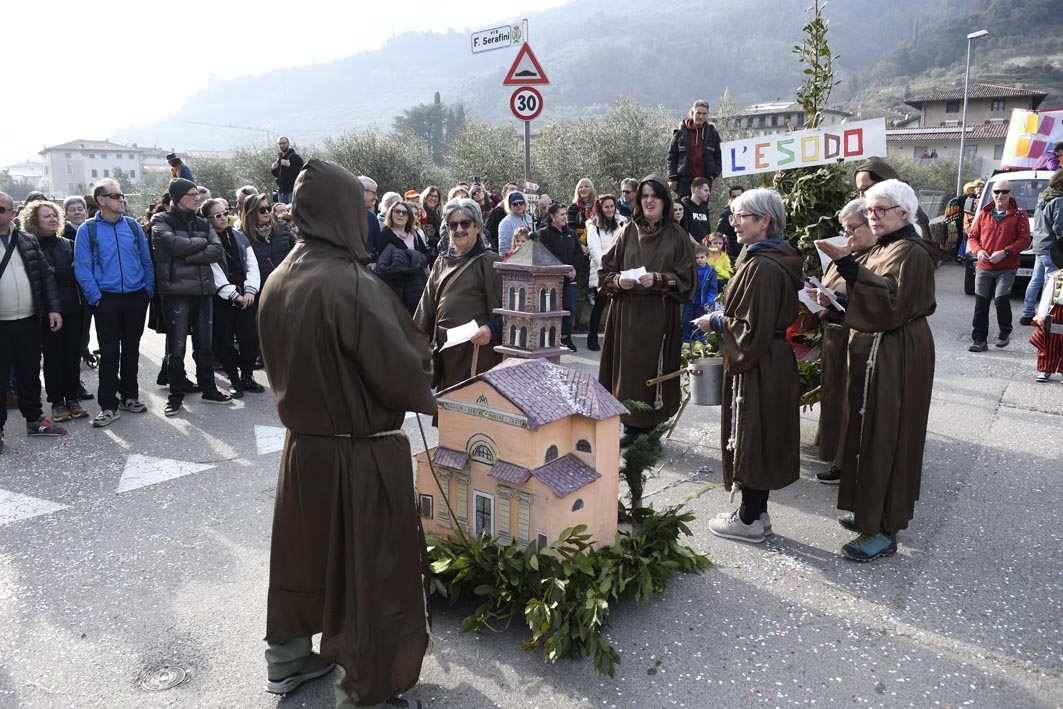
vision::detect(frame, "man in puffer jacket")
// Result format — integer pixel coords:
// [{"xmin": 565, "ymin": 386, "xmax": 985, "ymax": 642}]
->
[
  {"xmin": 668, "ymin": 100, "xmax": 722, "ymax": 199},
  {"xmin": 151, "ymin": 179, "xmax": 231, "ymax": 416}
]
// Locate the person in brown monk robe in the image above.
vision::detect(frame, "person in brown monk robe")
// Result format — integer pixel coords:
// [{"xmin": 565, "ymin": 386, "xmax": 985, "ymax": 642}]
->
[
  {"xmin": 809, "ymin": 198, "xmax": 876, "ymax": 485},
  {"xmin": 414, "ymin": 197, "xmax": 503, "ymax": 394},
  {"xmin": 816, "ymin": 179, "xmax": 947, "ymax": 562},
  {"xmin": 597, "ymin": 175, "xmax": 697, "ymax": 447},
  {"xmin": 258, "ymin": 159, "xmax": 435, "ymax": 709},
  {"xmin": 695, "ymin": 188, "xmax": 803, "ymax": 544}
]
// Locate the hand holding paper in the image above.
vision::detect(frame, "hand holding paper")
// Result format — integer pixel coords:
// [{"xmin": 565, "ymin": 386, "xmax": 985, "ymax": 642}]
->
[
  {"xmin": 441, "ymin": 319, "xmax": 481, "ymax": 350},
  {"xmin": 620, "ymin": 266, "xmax": 648, "ymax": 280},
  {"xmin": 807, "ymin": 276, "xmax": 845, "ymax": 312}
]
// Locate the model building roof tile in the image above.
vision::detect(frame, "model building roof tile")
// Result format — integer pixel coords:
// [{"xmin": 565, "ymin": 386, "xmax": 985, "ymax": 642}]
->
[
  {"xmin": 432, "ymin": 447, "xmax": 469, "ymax": 470},
  {"xmin": 488, "ymin": 461, "xmax": 531, "ymax": 484},
  {"xmin": 531, "ymin": 454, "xmax": 602, "ymax": 498},
  {"xmin": 500, "ymin": 237, "xmax": 565, "ymax": 268}
]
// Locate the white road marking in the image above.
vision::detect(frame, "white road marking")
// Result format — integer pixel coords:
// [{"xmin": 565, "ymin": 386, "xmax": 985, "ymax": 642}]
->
[
  {"xmin": 115, "ymin": 454, "xmax": 218, "ymax": 494},
  {"xmin": 0, "ymin": 489, "xmax": 68, "ymax": 527},
  {"xmin": 254, "ymin": 425, "xmax": 287, "ymax": 455}
]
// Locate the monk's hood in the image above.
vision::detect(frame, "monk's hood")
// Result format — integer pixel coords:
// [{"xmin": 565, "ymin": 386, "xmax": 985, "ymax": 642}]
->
[{"xmin": 291, "ymin": 159, "xmax": 370, "ymax": 264}]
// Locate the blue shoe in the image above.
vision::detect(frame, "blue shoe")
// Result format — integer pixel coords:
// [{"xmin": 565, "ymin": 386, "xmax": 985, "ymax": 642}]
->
[{"xmin": 841, "ymin": 532, "xmax": 897, "ymax": 562}]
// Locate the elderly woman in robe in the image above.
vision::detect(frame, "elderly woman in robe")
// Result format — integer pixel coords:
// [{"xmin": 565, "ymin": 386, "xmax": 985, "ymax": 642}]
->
[
  {"xmin": 257, "ymin": 159, "xmax": 437, "ymax": 707},
  {"xmin": 695, "ymin": 188, "xmax": 803, "ymax": 544},
  {"xmin": 414, "ymin": 197, "xmax": 503, "ymax": 391},
  {"xmin": 815, "ymin": 179, "xmax": 947, "ymax": 562},
  {"xmin": 810, "ymin": 198, "xmax": 876, "ymax": 485},
  {"xmin": 597, "ymin": 175, "xmax": 697, "ymax": 447}
]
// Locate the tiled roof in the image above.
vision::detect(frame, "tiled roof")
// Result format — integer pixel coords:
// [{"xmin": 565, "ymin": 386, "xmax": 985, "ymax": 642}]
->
[
  {"xmin": 886, "ymin": 124, "xmax": 1009, "ymax": 142},
  {"xmin": 469, "ymin": 358, "xmax": 628, "ymax": 430},
  {"xmin": 905, "ymin": 84, "xmax": 1047, "ymax": 107},
  {"xmin": 496, "ymin": 237, "xmax": 568, "ymax": 270},
  {"xmin": 488, "ymin": 461, "xmax": 531, "ymax": 484},
  {"xmin": 733, "ymin": 101, "xmax": 850, "ymax": 118},
  {"xmin": 41, "ymin": 139, "xmax": 141, "ymax": 153},
  {"xmin": 530, "ymin": 454, "xmax": 601, "ymax": 498},
  {"xmin": 432, "ymin": 447, "xmax": 469, "ymax": 470}
]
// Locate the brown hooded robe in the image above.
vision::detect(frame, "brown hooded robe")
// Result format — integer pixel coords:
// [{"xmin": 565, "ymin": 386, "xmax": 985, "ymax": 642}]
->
[
  {"xmin": 836, "ymin": 226, "xmax": 945, "ymax": 535},
  {"xmin": 597, "ymin": 215, "xmax": 697, "ymax": 430},
  {"xmin": 720, "ymin": 241, "xmax": 804, "ymax": 492},
  {"xmin": 258, "ymin": 160, "xmax": 437, "ymax": 706}
]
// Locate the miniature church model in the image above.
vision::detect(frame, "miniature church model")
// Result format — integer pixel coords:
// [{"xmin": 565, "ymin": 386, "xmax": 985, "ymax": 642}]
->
[
  {"xmin": 414, "ymin": 357, "xmax": 627, "ymax": 549},
  {"xmin": 492, "ymin": 237, "xmax": 571, "ymax": 362}
]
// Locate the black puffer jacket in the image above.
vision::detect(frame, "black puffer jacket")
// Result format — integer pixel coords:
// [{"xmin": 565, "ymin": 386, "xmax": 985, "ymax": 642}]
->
[
  {"xmin": 5, "ymin": 230, "xmax": 61, "ymax": 318},
  {"xmin": 667, "ymin": 119, "xmax": 722, "ymax": 182},
  {"xmin": 36, "ymin": 234, "xmax": 81, "ymax": 313},
  {"xmin": 150, "ymin": 207, "xmax": 223, "ymax": 296},
  {"xmin": 249, "ymin": 222, "xmax": 296, "ymax": 285}
]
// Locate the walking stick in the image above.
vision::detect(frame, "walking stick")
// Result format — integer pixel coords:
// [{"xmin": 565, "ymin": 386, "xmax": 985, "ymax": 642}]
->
[
  {"xmin": 415, "ymin": 412, "xmax": 469, "ymax": 546},
  {"xmin": 470, "ymin": 343, "xmax": 481, "ymax": 378}
]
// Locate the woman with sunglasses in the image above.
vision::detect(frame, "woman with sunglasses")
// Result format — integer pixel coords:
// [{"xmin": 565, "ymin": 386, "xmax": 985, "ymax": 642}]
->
[
  {"xmin": 376, "ymin": 201, "xmax": 431, "ymax": 315},
  {"xmin": 200, "ymin": 199, "xmax": 263, "ymax": 397},
  {"xmin": 241, "ymin": 193, "xmax": 295, "ymax": 291},
  {"xmin": 414, "ymin": 198, "xmax": 503, "ymax": 392}
]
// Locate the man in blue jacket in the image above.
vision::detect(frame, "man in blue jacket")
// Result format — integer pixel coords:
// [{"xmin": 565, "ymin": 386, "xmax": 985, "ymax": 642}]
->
[{"xmin": 74, "ymin": 179, "xmax": 155, "ymax": 427}]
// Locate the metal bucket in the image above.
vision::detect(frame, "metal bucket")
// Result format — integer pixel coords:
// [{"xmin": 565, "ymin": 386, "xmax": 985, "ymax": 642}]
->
[{"xmin": 688, "ymin": 357, "xmax": 724, "ymax": 406}]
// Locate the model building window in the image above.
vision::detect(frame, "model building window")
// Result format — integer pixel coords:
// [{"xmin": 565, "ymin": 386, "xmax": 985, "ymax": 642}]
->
[
  {"xmin": 537, "ymin": 533, "xmax": 548, "ymax": 551},
  {"xmin": 576, "ymin": 439, "xmax": 592, "ymax": 453},
  {"xmin": 474, "ymin": 492, "xmax": 493, "ymax": 538},
  {"xmin": 571, "ymin": 498, "xmax": 584, "ymax": 512},
  {"xmin": 471, "ymin": 444, "xmax": 494, "ymax": 464},
  {"xmin": 544, "ymin": 445, "xmax": 558, "ymax": 463},
  {"xmin": 419, "ymin": 494, "xmax": 433, "ymax": 519}
]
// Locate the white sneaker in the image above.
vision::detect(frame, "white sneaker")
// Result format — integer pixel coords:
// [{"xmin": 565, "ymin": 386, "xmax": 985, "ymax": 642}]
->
[
  {"xmin": 1035, "ymin": 372, "xmax": 1051, "ymax": 383},
  {"xmin": 715, "ymin": 510, "xmax": 771, "ymax": 535},
  {"xmin": 709, "ymin": 509, "xmax": 766, "ymax": 544}
]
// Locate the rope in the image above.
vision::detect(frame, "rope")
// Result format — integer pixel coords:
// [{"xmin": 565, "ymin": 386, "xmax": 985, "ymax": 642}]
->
[
  {"xmin": 854, "ymin": 332, "xmax": 883, "ymax": 485},
  {"xmin": 726, "ymin": 373, "xmax": 744, "ymax": 504}
]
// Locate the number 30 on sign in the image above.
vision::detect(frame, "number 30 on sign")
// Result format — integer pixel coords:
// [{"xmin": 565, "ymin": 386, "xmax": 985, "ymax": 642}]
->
[{"xmin": 510, "ymin": 87, "xmax": 543, "ymax": 121}]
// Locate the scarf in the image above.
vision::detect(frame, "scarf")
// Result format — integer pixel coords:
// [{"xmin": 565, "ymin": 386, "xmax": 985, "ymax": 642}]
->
[
  {"xmin": 1041, "ymin": 186, "xmax": 1063, "ymax": 203},
  {"xmin": 255, "ymin": 224, "xmax": 273, "ymax": 243}
]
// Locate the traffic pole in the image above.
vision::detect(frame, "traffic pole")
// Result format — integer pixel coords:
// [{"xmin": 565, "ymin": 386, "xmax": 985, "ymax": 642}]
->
[{"xmin": 524, "ymin": 121, "xmax": 531, "ymax": 183}]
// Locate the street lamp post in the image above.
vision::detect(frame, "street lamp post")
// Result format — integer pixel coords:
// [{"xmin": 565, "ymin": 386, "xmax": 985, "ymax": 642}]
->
[{"xmin": 956, "ymin": 29, "xmax": 989, "ymax": 197}]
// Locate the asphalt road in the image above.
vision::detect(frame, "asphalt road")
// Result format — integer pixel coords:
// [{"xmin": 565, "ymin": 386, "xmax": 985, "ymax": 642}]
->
[{"xmin": 0, "ymin": 262, "xmax": 1060, "ymax": 708}]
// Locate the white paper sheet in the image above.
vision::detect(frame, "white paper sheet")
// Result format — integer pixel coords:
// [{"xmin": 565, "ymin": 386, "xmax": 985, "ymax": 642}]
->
[
  {"xmin": 620, "ymin": 266, "xmax": 648, "ymax": 280},
  {"xmin": 798, "ymin": 288, "xmax": 826, "ymax": 314},
  {"xmin": 815, "ymin": 235, "xmax": 850, "ymax": 272},
  {"xmin": 441, "ymin": 319, "xmax": 480, "ymax": 350},
  {"xmin": 808, "ymin": 276, "xmax": 845, "ymax": 312}
]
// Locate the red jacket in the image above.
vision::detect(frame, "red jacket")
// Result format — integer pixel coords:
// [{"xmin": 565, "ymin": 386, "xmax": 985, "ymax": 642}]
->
[{"xmin": 967, "ymin": 198, "xmax": 1031, "ymax": 271}]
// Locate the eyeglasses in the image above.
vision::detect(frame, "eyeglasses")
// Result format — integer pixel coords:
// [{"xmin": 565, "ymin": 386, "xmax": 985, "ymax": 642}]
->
[
  {"xmin": 621, "ymin": 189, "xmax": 633, "ymax": 194},
  {"xmin": 100, "ymin": 193, "xmax": 125, "ymax": 201},
  {"xmin": 729, "ymin": 212, "xmax": 755, "ymax": 223},
  {"xmin": 841, "ymin": 224, "xmax": 867, "ymax": 236},
  {"xmin": 209, "ymin": 212, "xmax": 228, "ymax": 219},
  {"xmin": 860, "ymin": 205, "xmax": 901, "ymax": 218},
  {"xmin": 0, "ymin": 206, "xmax": 12, "ymax": 214},
  {"xmin": 258, "ymin": 206, "xmax": 271, "ymax": 214},
  {"xmin": 510, "ymin": 201, "xmax": 526, "ymax": 207},
  {"xmin": 992, "ymin": 189, "xmax": 1011, "ymax": 195},
  {"xmin": 447, "ymin": 218, "xmax": 475, "ymax": 231},
  {"xmin": 392, "ymin": 210, "xmax": 409, "ymax": 216}
]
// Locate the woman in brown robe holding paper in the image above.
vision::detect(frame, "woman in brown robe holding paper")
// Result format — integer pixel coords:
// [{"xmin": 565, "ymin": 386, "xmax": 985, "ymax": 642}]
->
[
  {"xmin": 258, "ymin": 159, "xmax": 436, "ymax": 708},
  {"xmin": 811, "ymin": 198, "xmax": 875, "ymax": 485},
  {"xmin": 816, "ymin": 179, "xmax": 947, "ymax": 562},
  {"xmin": 414, "ymin": 197, "xmax": 503, "ymax": 392},
  {"xmin": 597, "ymin": 175, "xmax": 697, "ymax": 446},
  {"xmin": 696, "ymin": 188, "xmax": 803, "ymax": 544}
]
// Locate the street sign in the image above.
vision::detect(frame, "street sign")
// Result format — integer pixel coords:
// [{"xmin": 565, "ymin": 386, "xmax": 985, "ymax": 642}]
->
[
  {"xmin": 503, "ymin": 44, "xmax": 549, "ymax": 85},
  {"xmin": 471, "ymin": 19, "xmax": 527, "ymax": 54},
  {"xmin": 510, "ymin": 87, "xmax": 544, "ymax": 122}
]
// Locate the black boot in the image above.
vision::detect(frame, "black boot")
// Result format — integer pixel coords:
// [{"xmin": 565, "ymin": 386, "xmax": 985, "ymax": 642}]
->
[
  {"xmin": 241, "ymin": 374, "xmax": 265, "ymax": 394},
  {"xmin": 586, "ymin": 335, "xmax": 600, "ymax": 351}
]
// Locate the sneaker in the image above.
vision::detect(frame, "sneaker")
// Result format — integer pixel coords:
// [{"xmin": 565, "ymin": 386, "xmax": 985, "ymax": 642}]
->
[
  {"xmin": 841, "ymin": 532, "xmax": 897, "ymax": 562},
  {"xmin": 561, "ymin": 336, "xmax": 578, "ymax": 352},
  {"xmin": 715, "ymin": 510, "xmax": 772, "ymax": 535},
  {"xmin": 51, "ymin": 404, "xmax": 73, "ymax": 423},
  {"xmin": 118, "ymin": 399, "xmax": 147, "ymax": 413},
  {"xmin": 81, "ymin": 350, "xmax": 99, "ymax": 369},
  {"xmin": 67, "ymin": 400, "xmax": 89, "ymax": 418},
  {"xmin": 265, "ymin": 652, "xmax": 336, "ymax": 695},
  {"xmin": 994, "ymin": 335, "xmax": 1010, "ymax": 348},
  {"xmin": 838, "ymin": 512, "xmax": 857, "ymax": 532},
  {"xmin": 241, "ymin": 376, "xmax": 265, "ymax": 394},
  {"xmin": 92, "ymin": 409, "xmax": 120, "ymax": 427},
  {"xmin": 164, "ymin": 398, "xmax": 182, "ymax": 417},
  {"xmin": 201, "ymin": 390, "xmax": 234, "ymax": 405},
  {"xmin": 816, "ymin": 464, "xmax": 842, "ymax": 485},
  {"xmin": 1036, "ymin": 371, "xmax": 1052, "ymax": 383},
  {"xmin": 384, "ymin": 697, "xmax": 423, "ymax": 709},
  {"xmin": 1019, "ymin": 315, "xmax": 1034, "ymax": 326},
  {"xmin": 77, "ymin": 381, "xmax": 94, "ymax": 400},
  {"xmin": 708, "ymin": 509, "xmax": 766, "ymax": 544},
  {"xmin": 968, "ymin": 341, "xmax": 988, "ymax": 352},
  {"xmin": 27, "ymin": 416, "xmax": 68, "ymax": 437},
  {"xmin": 228, "ymin": 385, "xmax": 245, "ymax": 399},
  {"xmin": 586, "ymin": 338, "xmax": 600, "ymax": 352}
]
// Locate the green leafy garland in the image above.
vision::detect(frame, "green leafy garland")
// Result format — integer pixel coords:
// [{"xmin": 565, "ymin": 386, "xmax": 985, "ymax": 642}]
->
[{"xmin": 427, "ymin": 503, "xmax": 711, "ymax": 677}]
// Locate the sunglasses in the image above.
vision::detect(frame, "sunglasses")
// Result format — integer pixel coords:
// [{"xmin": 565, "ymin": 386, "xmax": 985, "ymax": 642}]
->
[
  {"xmin": 0, "ymin": 206, "xmax": 13, "ymax": 214},
  {"xmin": 447, "ymin": 218, "xmax": 475, "ymax": 231},
  {"xmin": 992, "ymin": 189, "xmax": 1011, "ymax": 195},
  {"xmin": 100, "ymin": 193, "xmax": 125, "ymax": 200},
  {"xmin": 510, "ymin": 201, "xmax": 526, "ymax": 207},
  {"xmin": 258, "ymin": 206, "xmax": 271, "ymax": 214},
  {"xmin": 392, "ymin": 209, "xmax": 409, "ymax": 216},
  {"xmin": 209, "ymin": 211, "xmax": 229, "ymax": 219}
]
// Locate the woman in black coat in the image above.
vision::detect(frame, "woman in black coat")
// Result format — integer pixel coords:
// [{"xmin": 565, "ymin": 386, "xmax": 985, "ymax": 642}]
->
[
  {"xmin": 376, "ymin": 201, "xmax": 430, "ymax": 314},
  {"xmin": 537, "ymin": 202, "xmax": 586, "ymax": 351},
  {"xmin": 241, "ymin": 193, "xmax": 296, "ymax": 290}
]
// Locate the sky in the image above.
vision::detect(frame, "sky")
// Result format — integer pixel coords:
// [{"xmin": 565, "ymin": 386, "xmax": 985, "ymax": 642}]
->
[{"xmin": 3, "ymin": 0, "xmax": 569, "ymax": 167}]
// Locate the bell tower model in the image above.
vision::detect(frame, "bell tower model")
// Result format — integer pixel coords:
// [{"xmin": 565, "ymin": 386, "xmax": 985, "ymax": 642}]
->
[{"xmin": 493, "ymin": 237, "xmax": 571, "ymax": 363}]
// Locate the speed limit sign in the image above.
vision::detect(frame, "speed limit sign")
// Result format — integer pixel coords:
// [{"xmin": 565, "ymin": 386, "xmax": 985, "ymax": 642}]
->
[{"xmin": 510, "ymin": 87, "xmax": 543, "ymax": 121}]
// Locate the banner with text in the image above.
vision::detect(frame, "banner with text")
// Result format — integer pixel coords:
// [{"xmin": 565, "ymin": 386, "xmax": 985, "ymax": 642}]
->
[
  {"xmin": 1001, "ymin": 109, "xmax": 1063, "ymax": 170},
  {"xmin": 721, "ymin": 118, "xmax": 887, "ymax": 178}
]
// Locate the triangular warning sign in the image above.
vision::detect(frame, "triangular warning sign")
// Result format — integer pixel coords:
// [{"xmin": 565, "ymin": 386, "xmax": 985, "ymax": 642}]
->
[{"xmin": 503, "ymin": 44, "xmax": 549, "ymax": 86}]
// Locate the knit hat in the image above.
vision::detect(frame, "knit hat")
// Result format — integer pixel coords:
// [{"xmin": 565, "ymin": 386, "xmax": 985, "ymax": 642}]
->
[
  {"xmin": 507, "ymin": 191, "xmax": 526, "ymax": 206},
  {"xmin": 853, "ymin": 156, "xmax": 900, "ymax": 182},
  {"xmin": 168, "ymin": 178, "xmax": 197, "ymax": 204},
  {"xmin": 404, "ymin": 189, "xmax": 420, "ymax": 200}
]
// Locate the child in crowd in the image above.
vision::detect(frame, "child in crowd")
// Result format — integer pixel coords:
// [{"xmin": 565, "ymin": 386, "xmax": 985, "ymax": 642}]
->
[
  {"xmin": 705, "ymin": 232, "xmax": 732, "ymax": 293},
  {"xmin": 504, "ymin": 226, "xmax": 530, "ymax": 259},
  {"xmin": 1030, "ymin": 265, "xmax": 1063, "ymax": 382},
  {"xmin": 683, "ymin": 245, "xmax": 719, "ymax": 343}
]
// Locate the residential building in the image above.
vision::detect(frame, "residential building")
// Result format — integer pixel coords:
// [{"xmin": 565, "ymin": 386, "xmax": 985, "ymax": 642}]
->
[
  {"xmin": 731, "ymin": 101, "xmax": 852, "ymax": 137},
  {"xmin": 3, "ymin": 161, "xmax": 46, "ymax": 191},
  {"xmin": 38, "ymin": 139, "xmax": 144, "ymax": 198}
]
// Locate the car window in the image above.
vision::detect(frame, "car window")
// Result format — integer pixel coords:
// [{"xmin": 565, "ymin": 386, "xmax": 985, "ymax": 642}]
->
[{"xmin": 978, "ymin": 178, "xmax": 1048, "ymax": 213}]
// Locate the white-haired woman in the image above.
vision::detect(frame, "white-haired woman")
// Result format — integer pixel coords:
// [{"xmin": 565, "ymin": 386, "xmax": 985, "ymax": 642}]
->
[
  {"xmin": 414, "ymin": 198, "xmax": 503, "ymax": 392},
  {"xmin": 815, "ymin": 179, "xmax": 947, "ymax": 561},
  {"xmin": 695, "ymin": 188, "xmax": 803, "ymax": 544}
]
